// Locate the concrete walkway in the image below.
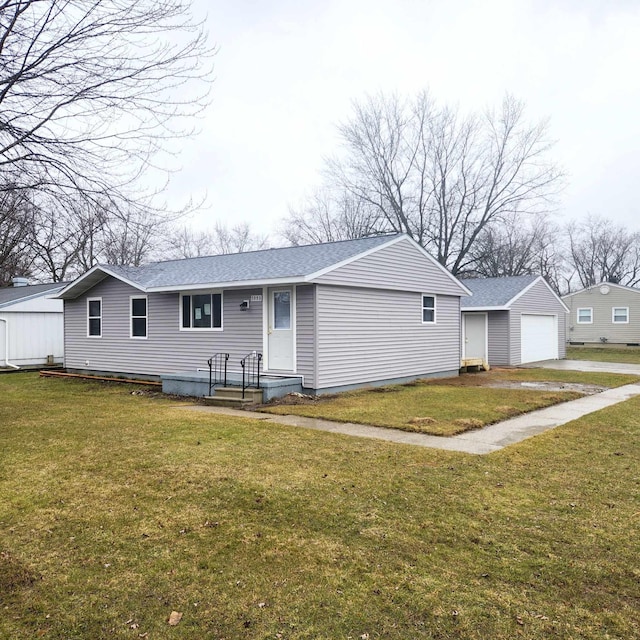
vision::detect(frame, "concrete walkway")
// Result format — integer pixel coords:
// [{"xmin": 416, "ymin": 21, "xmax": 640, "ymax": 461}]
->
[
  {"xmin": 531, "ymin": 359, "xmax": 640, "ymax": 375},
  {"xmin": 177, "ymin": 381, "xmax": 640, "ymax": 455}
]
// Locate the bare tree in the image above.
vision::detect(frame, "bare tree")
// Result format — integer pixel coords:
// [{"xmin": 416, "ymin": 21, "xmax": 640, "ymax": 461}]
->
[
  {"xmin": 101, "ymin": 208, "xmax": 164, "ymax": 266},
  {"xmin": 22, "ymin": 195, "xmax": 173, "ymax": 280},
  {"xmin": 567, "ymin": 215, "xmax": 640, "ymax": 289},
  {"xmin": 281, "ymin": 187, "xmax": 385, "ymax": 245},
  {"xmin": 164, "ymin": 221, "xmax": 270, "ymax": 259},
  {"xmin": 323, "ymin": 91, "xmax": 563, "ymax": 275},
  {"xmin": 0, "ymin": 189, "xmax": 34, "ymax": 284},
  {"xmin": 467, "ymin": 213, "xmax": 565, "ymax": 290},
  {"xmin": 0, "ymin": 0, "xmax": 213, "ymax": 211},
  {"xmin": 210, "ymin": 221, "xmax": 269, "ymax": 255},
  {"xmin": 165, "ymin": 225, "xmax": 214, "ymax": 259}
]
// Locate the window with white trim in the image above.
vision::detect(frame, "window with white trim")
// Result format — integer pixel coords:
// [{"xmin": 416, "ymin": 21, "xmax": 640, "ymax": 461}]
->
[
  {"xmin": 131, "ymin": 296, "xmax": 148, "ymax": 338},
  {"xmin": 612, "ymin": 307, "xmax": 629, "ymax": 324},
  {"xmin": 87, "ymin": 298, "xmax": 102, "ymax": 337},
  {"xmin": 181, "ymin": 293, "xmax": 222, "ymax": 329},
  {"xmin": 422, "ymin": 295, "xmax": 436, "ymax": 323},
  {"xmin": 577, "ymin": 308, "xmax": 592, "ymax": 324}
]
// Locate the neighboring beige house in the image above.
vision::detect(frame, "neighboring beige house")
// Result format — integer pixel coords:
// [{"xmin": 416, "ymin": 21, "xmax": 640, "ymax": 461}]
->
[{"xmin": 562, "ymin": 283, "xmax": 640, "ymax": 345}]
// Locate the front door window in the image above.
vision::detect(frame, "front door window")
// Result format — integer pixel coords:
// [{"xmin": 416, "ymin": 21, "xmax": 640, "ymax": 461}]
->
[{"xmin": 273, "ymin": 291, "xmax": 291, "ymax": 329}]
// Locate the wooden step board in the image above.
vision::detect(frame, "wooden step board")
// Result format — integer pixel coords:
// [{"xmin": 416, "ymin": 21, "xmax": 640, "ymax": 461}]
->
[{"xmin": 460, "ymin": 358, "xmax": 490, "ymax": 372}]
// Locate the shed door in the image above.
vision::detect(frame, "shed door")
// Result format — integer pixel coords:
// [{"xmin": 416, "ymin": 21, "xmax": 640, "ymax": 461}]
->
[
  {"xmin": 521, "ymin": 314, "xmax": 558, "ymax": 363},
  {"xmin": 267, "ymin": 288, "xmax": 295, "ymax": 371},
  {"xmin": 463, "ymin": 313, "xmax": 487, "ymax": 361}
]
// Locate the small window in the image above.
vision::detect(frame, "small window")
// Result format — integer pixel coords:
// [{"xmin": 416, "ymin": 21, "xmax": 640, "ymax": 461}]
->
[
  {"xmin": 577, "ymin": 308, "xmax": 592, "ymax": 324},
  {"xmin": 88, "ymin": 298, "xmax": 102, "ymax": 337},
  {"xmin": 181, "ymin": 293, "xmax": 222, "ymax": 330},
  {"xmin": 422, "ymin": 295, "xmax": 436, "ymax": 323},
  {"xmin": 273, "ymin": 291, "xmax": 291, "ymax": 329},
  {"xmin": 131, "ymin": 296, "xmax": 147, "ymax": 338},
  {"xmin": 612, "ymin": 307, "xmax": 629, "ymax": 324}
]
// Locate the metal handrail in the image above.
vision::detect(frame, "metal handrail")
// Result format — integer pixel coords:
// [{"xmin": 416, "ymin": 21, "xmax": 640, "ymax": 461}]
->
[
  {"xmin": 240, "ymin": 351, "xmax": 262, "ymax": 399},
  {"xmin": 207, "ymin": 353, "xmax": 229, "ymax": 395}
]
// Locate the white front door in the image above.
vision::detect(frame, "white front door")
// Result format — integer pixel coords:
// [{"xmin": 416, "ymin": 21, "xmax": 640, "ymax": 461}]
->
[
  {"xmin": 463, "ymin": 313, "xmax": 487, "ymax": 361},
  {"xmin": 267, "ymin": 287, "xmax": 294, "ymax": 371}
]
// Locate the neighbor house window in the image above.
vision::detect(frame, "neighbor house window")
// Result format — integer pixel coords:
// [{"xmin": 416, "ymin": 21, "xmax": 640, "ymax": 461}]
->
[
  {"xmin": 422, "ymin": 295, "xmax": 436, "ymax": 323},
  {"xmin": 131, "ymin": 296, "xmax": 148, "ymax": 338},
  {"xmin": 181, "ymin": 293, "xmax": 222, "ymax": 329},
  {"xmin": 87, "ymin": 298, "xmax": 102, "ymax": 337},
  {"xmin": 612, "ymin": 307, "xmax": 629, "ymax": 324},
  {"xmin": 577, "ymin": 308, "xmax": 592, "ymax": 324}
]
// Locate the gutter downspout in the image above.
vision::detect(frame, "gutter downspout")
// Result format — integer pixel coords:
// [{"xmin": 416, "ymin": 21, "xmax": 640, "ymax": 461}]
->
[{"xmin": 0, "ymin": 317, "xmax": 19, "ymax": 370}]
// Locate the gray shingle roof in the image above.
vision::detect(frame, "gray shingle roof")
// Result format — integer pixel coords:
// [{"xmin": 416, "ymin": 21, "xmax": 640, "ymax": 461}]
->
[
  {"xmin": 460, "ymin": 275, "xmax": 539, "ymax": 308},
  {"xmin": 104, "ymin": 234, "xmax": 402, "ymax": 289},
  {"xmin": 0, "ymin": 282, "xmax": 66, "ymax": 308}
]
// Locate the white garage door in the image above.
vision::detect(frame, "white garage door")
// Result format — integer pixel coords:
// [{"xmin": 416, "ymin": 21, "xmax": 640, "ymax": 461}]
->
[{"xmin": 521, "ymin": 314, "xmax": 558, "ymax": 364}]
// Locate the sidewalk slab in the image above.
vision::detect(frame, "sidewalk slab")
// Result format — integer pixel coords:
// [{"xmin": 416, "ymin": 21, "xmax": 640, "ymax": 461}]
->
[
  {"xmin": 175, "ymin": 383, "xmax": 640, "ymax": 455},
  {"xmin": 531, "ymin": 359, "xmax": 640, "ymax": 375}
]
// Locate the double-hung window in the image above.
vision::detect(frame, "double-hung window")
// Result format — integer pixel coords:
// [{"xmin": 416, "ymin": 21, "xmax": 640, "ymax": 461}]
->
[
  {"xmin": 612, "ymin": 307, "xmax": 629, "ymax": 324},
  {"xmin": 131, "ymin": 296, "xmax": 148, "ymax": 338},
  {"xmin": 87, "ymin": 298, "xmax": 102, "ymax": 337},
  {"xmin": 577, "ymin": 308, "xmax": 592, "ymax": 324},
  {"xmin": 181, "ymin": 293, "xmax": 222, "ymax": 330},
  {"xmin": 422, "ymin": 295, "xmax": 436, "ymax": 324}
]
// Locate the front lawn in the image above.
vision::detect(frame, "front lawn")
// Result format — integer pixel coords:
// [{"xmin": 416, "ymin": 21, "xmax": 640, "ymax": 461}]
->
[
  {"xmin": 567, "ymin": 345, "xmax": 640, "ymax": 364},
  {"xmin": 0, "ymin": 373, "xmax": 638, "ymax": 639},
  {"xmin": 261, "ymin": 369, "xmax": 639, "ymax": 436}
]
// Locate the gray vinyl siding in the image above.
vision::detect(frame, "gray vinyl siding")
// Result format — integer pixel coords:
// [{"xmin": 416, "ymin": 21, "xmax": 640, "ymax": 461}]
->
[
  {"xmin": 563, "ymin": 287, "xmax": 640, "ymax": 344},
  {"xmin": 314, "ymin": 237, "xmax": 468, "ymax": 296},
  {"xmin": 487, "ymin": 311, "xmax": 510, "ymax": 365},
  {"xmin": 315, "ymin": 285, "xmax": 460, "ymax": 389},
  {"xmin": 509, "ymin": 280, "xmax": 567, "ymax": 365},
  {"xmin": 295, "ymin": 285, "xmax": 316, "ymax": 388},
  {"xmin": 64, "ymin": 276, "xmax": 263, "ymax": 376}
]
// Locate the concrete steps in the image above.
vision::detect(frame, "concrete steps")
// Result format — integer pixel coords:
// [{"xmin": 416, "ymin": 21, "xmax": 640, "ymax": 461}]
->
[{"xmin": 204, "ymin": 386, "xmax": 263, "ymax": 407}]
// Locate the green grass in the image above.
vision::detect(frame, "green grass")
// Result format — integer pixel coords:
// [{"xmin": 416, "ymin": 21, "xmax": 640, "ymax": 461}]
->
[
  {"xmin": 262, "ymin": 369, "xmax": 639, "ymax": 436},
  {"xmin": 0, "ymin": 374, "xmax": 640, "ymax": 640},
  {"xmin": 1, "ymin": 373, "xmax": 639, "ymax": 639},
  {"xmin": 567, "ymin": 345, "xmax": 640, "ymax": 364}
]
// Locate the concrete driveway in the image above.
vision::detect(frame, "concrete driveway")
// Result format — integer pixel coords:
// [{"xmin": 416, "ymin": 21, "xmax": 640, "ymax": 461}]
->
[{"xmin": 531, "ymin": 359, "xmax": 640, "ymax": 375}]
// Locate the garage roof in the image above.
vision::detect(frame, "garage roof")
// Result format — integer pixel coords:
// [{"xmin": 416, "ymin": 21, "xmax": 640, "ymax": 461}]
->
[{"xmin": 460, "ymin": 275, "xmax": 568, "ymax": 312}]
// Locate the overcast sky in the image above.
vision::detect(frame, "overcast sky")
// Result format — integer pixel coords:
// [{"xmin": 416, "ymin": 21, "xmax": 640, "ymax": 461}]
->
[{"xmin": 167, "ymin": 0, "xmax": 640, "ymax": 238}]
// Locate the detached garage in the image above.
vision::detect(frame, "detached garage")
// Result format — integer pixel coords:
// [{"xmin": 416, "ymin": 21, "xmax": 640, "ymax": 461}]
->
[{"xmin": 461, "ymin": 275, "xmax": 568, "ymax": 367}]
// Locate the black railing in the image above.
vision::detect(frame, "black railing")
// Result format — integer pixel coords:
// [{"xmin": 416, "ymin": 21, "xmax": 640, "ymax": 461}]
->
[
  {"xmin": 240, "ymin": 351, "xmax": 262, "ymax": 399},
  {"xmin": 207, "ymin": 353, "xmax": 229, "ymax": 395}
]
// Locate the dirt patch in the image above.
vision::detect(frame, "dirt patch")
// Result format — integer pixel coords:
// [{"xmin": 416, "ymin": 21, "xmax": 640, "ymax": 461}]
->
[{"xmin": 0, "ymin": 551, "xmax": 39, "ymax": 594}]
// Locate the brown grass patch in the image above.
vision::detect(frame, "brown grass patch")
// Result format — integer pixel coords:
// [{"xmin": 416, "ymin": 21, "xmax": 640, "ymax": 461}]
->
[
  {"xmin": 453, "ymin": 418, "xmax": 484, "ymax": 429},
  {"xmin": 495, "ymin": 405, "xmax": 519, "ymax": 415},
  {"xmin": 408, "ymin": 416, "xmax": 437, "ymax": 426}
]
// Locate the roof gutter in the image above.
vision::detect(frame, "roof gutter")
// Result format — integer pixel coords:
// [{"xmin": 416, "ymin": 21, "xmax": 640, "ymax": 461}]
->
[{"xmin": 0, "ymin": 317, "xmax": 19, "ymax": 370}]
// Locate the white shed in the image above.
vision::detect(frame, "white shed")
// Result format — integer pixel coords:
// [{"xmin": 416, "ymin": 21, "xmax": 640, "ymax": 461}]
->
[{"xmin": 0, "ymin": 280, "xmax": 66, "ymax": 369}]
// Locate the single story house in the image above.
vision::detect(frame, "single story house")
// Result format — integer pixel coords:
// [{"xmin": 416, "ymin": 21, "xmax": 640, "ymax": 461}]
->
[
  {"xmin": 562, "ymin": 282, "xmax": 640, "ymax": 345},
  {"xmin": 460, "ymin": 275, "xmax": 568, "ymax": 366},
  {"xmin": 0, "ymin": 278, "xmax": 66, "ymax": 369},
  {"xmin": 57, "ymin": 234, "xmax": 471, "ymax": 397}
]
